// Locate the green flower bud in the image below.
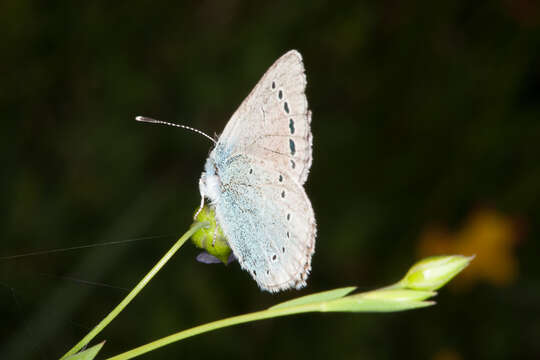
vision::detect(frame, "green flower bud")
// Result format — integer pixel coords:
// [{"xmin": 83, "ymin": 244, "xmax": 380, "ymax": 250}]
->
[
  {"xmin": 400, "ymin": 255, "xmax": 474, "ymax": 291},
  {"xmin": 191, "ymin": 205, "xmax": 231, "ymax": 264}
]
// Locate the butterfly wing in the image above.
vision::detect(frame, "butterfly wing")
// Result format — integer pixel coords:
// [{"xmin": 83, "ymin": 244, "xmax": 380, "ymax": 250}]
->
[
  {"xmin": 204, "ymin": 50, "xmax": 316, "ymax": 292},
  {"xmin": 213, "ymin": 154, "xmax": 316, "ymax": 292},
  {"xmin": 218, "ymin": 50, "xmax": 313, "ymax": 185}
]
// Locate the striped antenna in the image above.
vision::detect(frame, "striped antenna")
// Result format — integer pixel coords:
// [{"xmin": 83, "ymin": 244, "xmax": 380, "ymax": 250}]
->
[{"xmin": 135, "ymin": 116, "xmax": 216, "ymax": 144}]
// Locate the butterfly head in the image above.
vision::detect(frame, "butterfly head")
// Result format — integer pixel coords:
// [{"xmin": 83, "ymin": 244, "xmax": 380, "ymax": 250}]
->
[{"xmin": 200, "ymin": 156, "xmax": 222, "ymax": 203}]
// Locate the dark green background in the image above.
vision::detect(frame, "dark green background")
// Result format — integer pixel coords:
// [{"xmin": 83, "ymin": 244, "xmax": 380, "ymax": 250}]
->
[{"xmin": 1, "ymin": 1, "xmax": 539, "ymax": 359}]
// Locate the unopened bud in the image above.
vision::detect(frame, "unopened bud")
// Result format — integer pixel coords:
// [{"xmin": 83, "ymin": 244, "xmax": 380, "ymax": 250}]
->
[
  {"xmin": 400, "ymin": 255, "xmax": 474, "ymax": 291},
  {"xmin": 191, "ymin": 205, "xmax": 231, "ymax": 264}
]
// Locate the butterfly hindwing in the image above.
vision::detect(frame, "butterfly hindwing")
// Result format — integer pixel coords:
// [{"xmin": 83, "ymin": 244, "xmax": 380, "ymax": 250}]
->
[{"xmin": 213, "ymin": 154, "xmax": 315, "ymax": 292}]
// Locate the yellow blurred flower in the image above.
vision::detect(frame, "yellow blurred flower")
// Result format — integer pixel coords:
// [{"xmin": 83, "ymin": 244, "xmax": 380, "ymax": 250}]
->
[
  {"xmin": 418, "ymin": 209, "xmax": 520, "ymax": 288},
  {"xmin": 432, "ymin": 348, "xmax": 462, "ymax": 360}
]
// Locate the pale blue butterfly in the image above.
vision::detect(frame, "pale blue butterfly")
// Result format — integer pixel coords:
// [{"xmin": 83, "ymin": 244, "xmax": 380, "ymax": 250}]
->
[{"xmin": 139, "ymin": 50, "xmax": 316, "ymax": 292}]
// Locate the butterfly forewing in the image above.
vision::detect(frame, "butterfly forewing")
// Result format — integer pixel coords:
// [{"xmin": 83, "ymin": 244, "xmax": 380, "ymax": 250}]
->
[{"xmin": 218, "ymin": 50, "xmax": 313, "ymax": 185}]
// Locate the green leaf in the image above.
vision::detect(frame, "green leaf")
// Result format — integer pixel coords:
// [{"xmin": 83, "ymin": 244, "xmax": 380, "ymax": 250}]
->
[
  {"xmin": 360, "ymin": 289, "xmax": 436, "ymax": 302},
  {"xmin": 65, "ymin": 342, "xmax": 105, "ymax": 360},
  {"xmin": 322, "ymin": 297, "xmax": 435, "ymax": 313},
  {"xmin": 269, "ymin": 286, "xmax": 357, "ymax": 310}
]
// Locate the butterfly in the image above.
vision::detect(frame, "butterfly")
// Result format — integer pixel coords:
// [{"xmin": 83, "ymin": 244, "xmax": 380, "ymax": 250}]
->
[
  {"xmin": 198, "ymin": 50, "xmax": 316, "ymax": 292},
  {"xmin": 138, "ymin": 50, "xmax": 315, "ymax": 292}
]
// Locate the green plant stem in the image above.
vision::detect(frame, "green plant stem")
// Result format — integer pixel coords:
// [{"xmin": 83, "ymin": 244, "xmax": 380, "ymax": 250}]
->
[
  {"xmin": 105, "ymin": 287, "xmax": 437, "ymax": 359},
  {"xmin": 61, "ymin": 222, "xmax": 208, "ymax": 359},
  {"xmin": 106, "ymin": 304, "xmax": 320, "ymax": 360}
]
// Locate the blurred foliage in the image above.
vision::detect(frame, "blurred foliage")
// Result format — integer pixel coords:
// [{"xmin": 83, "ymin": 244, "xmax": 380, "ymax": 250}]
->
[{"xmin": 1, "ymin": 1, "xmax": 539, "ymax": 359}]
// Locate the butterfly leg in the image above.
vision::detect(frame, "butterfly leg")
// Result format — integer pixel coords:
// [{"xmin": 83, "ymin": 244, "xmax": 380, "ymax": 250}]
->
[{"xmin": 194, "ymin": 178, "xmax": 206, "ymax": 220}]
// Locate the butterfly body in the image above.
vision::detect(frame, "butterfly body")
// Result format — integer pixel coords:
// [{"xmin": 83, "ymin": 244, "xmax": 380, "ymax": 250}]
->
[{"xmin": 199, "ymin": 50, "xmax": 315, "ymax": 292}]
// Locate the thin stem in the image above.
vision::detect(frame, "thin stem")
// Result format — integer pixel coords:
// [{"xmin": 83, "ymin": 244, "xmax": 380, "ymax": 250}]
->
[
  {"xmin": 106, "ymin": 304, "xmax": 319, "ymax": 360},
  {"xmin": 99, "ymin": 254, "xmax": 471, "ymax": 360},
  {"xmin": 60, "ymin": 222, "xmax": 208, "ymax": 359}
]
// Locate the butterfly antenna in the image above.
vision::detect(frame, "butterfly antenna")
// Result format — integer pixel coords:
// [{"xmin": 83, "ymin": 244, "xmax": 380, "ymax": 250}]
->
[{"xmin": 135, "ymin": 116, "xmax": 216, "ymax": 144}]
